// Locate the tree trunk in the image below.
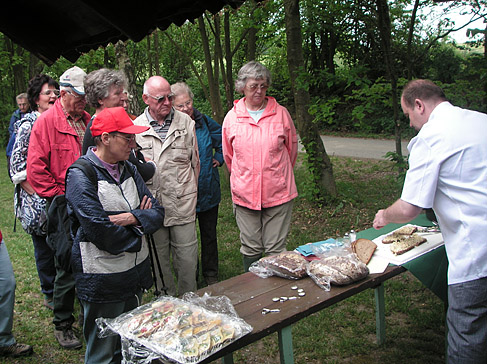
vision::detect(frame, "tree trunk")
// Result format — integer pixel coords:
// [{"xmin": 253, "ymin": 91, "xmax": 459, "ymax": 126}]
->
[
  {"xmin": 115, "ymin": 40, "xmax": 141, "ymax": 116},
  {"xmin": 153, "ymin": 30, "xmax": 160, "ymax": 75},
  {"xmin": 247, "ymin": 26, "xmax": 257, "ymax": 61},
  {"xmin": 6, "ymin": 39, "xmax": 26, "ymax": 98},
  {"xmin": 28, "ymin": 53, "xmax": 42, "ymax": 80},
  {"xmin": 164, "ymin": 32, "xmax": 210, "ymax": 101},
  {"xmin": 147, "ymin": 34, "xmax": 153, "ymax": 77},
  {"xmin": 376, "ymin": 0, "xmax": 403, "ymax": 171},
  {"xmin": 198, "ymin": 15, "xmax": 224, "ymax": 122},
  {"xmin": 283, "ymin": 0, "xmax": 337, "ymax": 200},
  {"xmin": 406, "ymin": 0, "xmax": 420, "ymax": 81},
  {"xmin": 223, "ymin": 9, "xmax": 234, "ymax": 113}
]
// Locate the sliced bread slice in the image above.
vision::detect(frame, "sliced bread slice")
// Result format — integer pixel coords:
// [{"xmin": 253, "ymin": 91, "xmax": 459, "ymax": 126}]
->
[
  {"xmin": 394, "ymin": 225, "xmax": 418, "ymax": 236},
  {"xmin": 390, "ymin": 234, "xmax": 427, "ymax": 255},
  {"xmin": 351, "ymin": 238, "xmax": 377, "ymax": 264}
]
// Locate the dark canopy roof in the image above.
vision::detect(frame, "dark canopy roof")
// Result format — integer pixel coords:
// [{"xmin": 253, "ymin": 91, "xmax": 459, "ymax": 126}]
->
[{"xmin": 0, "ymin": 0, "xmax": 248, "ymax": 65}]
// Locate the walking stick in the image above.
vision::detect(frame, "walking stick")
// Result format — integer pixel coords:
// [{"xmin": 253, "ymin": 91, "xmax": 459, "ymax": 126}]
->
[{"xmin": 147, "ymin": 234, "xmax": 167, "ymax": 296}]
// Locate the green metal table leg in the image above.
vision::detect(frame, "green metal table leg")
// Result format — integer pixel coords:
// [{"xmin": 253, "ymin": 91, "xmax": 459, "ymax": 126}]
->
[
  {"xmin": 375, "ymin": 283, "xmax": 386, "ymax": 345},
  {"xmin": 222, "ymin": 353, "xmax": 234, "ymax": 364},
  {"xmin": 278, "ymin": 325, "xmax": 294, "ymax": 364}
]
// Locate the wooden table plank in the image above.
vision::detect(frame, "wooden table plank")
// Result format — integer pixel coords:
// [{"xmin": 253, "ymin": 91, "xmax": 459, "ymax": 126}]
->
[{"xmin": 196, "ymin": 265, "xmax": 405, "ymax": 363}]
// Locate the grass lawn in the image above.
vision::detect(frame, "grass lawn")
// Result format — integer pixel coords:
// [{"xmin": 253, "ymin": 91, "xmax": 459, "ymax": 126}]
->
[{"xmin": 0, "ymin": 150, "xmax": 445, "ymax": 364}]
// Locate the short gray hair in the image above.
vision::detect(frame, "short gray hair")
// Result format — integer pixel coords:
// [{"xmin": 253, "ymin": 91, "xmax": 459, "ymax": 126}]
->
[
  {"xmin": 171, "ymin": 82, "xmax": 194, "ymax": 99},
  {"xmin": 84, "ymin": 68, "xmax": 126, "ymax": 108},
  {"xmin": 235, "ymin": 61, "xmax": 271, "ymax": 94}
]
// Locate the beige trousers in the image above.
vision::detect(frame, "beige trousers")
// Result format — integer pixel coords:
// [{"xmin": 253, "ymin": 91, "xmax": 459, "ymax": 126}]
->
[
  {"xmin": 234, "ymin": 200, "xmax": 294, "ymax": 257},
  {"xmin": 151, "ymin": 221, "xmax": 198, "ymax": 297}
]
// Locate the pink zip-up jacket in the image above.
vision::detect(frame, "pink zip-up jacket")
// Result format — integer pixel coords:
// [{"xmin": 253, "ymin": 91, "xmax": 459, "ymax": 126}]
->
[{"xmin": 222, "ymin": 96, "xmax": 298, "ymax": 210}]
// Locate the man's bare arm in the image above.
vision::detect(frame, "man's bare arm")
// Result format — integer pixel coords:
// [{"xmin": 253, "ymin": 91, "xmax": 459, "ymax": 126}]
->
[{"xmin": 373, "ymin": 199, "xmax": 422, "ymax": 229}]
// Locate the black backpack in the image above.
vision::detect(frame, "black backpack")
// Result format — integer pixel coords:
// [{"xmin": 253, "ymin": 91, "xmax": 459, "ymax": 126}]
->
[{"xmin": 46, "ymin": 159, "xmax": 97, "ymax": 272}]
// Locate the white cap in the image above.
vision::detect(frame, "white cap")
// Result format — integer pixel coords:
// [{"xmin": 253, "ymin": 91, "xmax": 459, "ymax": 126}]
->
[{"xmin": 59, "ymin": 66, "xmax": 86, "ymax": 95}]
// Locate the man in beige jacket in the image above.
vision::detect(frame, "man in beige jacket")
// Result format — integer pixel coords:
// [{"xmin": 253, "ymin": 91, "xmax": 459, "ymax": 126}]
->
[{"xmin": 133, "ymin": 76, "xmax": 200, "ymax": 296}]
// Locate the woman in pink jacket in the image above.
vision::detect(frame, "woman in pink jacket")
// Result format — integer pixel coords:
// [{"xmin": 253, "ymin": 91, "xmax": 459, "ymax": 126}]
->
[{"xmin": 222, "ymin": 61, "xmax": 298, "ymax": 272}]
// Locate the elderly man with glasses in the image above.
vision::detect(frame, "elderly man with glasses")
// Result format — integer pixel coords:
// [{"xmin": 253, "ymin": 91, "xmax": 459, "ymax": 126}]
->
[
  {"xmin": 27, "ymin": 65, "xmax": 90, "ymax": 350},
  {"xmin": 133, "ymin": 76, "xmax": 200, "ymax": 297}
]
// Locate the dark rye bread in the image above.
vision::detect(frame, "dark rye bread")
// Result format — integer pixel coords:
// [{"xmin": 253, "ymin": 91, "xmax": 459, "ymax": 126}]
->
[
  {"xmin": 351, "ymin": 238, "xmax": 377, "ymax": 264},
  {"xmin": 259, "ymin": 251, "xmax": 308, "ymax": 279}
]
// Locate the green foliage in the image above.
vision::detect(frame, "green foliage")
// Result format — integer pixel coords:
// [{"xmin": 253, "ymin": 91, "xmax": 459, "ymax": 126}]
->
[
  {"xmin": 426, "ymin": 44, "xmax": 462, "ymax": 83},
  {"xmin": 385, "ymin": 151, "xmax": 409, "ymax": 187},
  {"xmin": 0, "ymin": 0, "xmax": 487, "ymax": 143}
]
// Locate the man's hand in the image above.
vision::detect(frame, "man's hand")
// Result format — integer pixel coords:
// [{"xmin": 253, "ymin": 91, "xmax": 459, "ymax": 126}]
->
[
  {"xmin": 373, "ymin": 210, "xmax": 388, "ymax": 230},
  {"xmin": 372, "ymin": 199, "xmax": 422, "ymax": 230},
  {"xmin": 212, "ymin": 158, "xmax": 221, "ymax": 168},
  {"xmin": 20, "ymin": 180, "xmax": 35, "ymax": 195}
]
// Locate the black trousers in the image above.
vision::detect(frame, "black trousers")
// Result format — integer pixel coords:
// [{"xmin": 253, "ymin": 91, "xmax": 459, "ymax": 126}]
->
[{"xmin": 197, "ymin": 204, "xmax": 219, "ymax": 278}]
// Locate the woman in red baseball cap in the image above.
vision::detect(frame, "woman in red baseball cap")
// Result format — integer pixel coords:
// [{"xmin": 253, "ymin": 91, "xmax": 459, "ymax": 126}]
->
[{"xmin": 65, "ymin": 106, "xmax": 164, "ymax": 364}]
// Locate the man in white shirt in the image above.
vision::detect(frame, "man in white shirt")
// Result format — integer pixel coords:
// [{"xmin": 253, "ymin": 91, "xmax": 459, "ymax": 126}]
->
[{"xmin": 373, "ymin": 79, "xmax": 487, "ymax": 364}]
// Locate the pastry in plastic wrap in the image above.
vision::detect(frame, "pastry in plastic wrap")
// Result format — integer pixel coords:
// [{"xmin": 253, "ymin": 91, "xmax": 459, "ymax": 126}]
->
[
  {"xmin": 97, "ymin": 293, "xmax": 252, "ymax": 364},
  {"xmin": 249, "ymin": 251, "xmax": 308, "ymax": 279},
  {"xmin": 307, "ymin": 255, "xmax": 369, "ymax": 291}
]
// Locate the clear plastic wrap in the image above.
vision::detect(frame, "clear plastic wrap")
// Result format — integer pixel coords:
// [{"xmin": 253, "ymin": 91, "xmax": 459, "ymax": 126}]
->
[
  {"xmin": 249, "ymin": 251, "xmax": 308, "ymax": 279},
  {"xmin": 96, "ymin": 292, "xmax": 253, "ymax": 364},
  {"xmin": 306, "ymin": 243, "xmax": 369, "ymax": 291}
]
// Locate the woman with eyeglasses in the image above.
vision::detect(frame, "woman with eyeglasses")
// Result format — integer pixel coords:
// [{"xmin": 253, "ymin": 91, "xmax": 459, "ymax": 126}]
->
[
  {"xmin": 65, "ymin": 107, "xmax": 164, "ymax": 364},
  {"xmin": 222, "ymin": 61, "xmax": 299, "ymax": 272},
  {"xmin": 82, "ymin": 68, "xmax": 156, "ymax": 182},
  {"xmin": 9, "ymin": 74, "xmax": 60, "ymax": 310}
]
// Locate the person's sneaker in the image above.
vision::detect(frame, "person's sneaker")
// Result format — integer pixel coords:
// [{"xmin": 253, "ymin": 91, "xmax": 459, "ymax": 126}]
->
[
  {"xmin": 54, "ymin": 324, "xmax": 82, "ymax": 349},
  {"xmin": 43, "ymin": 295, "xmax": 54, "ymax": 310},
  {"xmin": 0, "ymin": 342, "xmax": 33, "ymax": 357}
]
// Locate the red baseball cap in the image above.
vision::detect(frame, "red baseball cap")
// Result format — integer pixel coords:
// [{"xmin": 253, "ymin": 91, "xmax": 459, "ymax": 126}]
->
[{"xmin": 91, "ymin": 107, "xmax": 149, "ymax": 137}]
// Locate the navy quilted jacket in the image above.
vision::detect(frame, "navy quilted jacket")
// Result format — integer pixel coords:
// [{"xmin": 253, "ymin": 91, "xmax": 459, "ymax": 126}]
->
[{"xmin": 65, "ymin": 150, "xmax": 164, "ymax": 303}]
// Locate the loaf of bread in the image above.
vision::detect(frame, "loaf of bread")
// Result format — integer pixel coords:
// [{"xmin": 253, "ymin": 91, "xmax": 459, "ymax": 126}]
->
[
  {"xmin": 257, "ymin": 251, "xmax": 308, "ymax": 279},
  {"xmin": 351, "ymin": 238, "xmax": 377, "ymax": 264},
  {"xmin": 390, "ymin": 234, "xmax": 427, "ymax": 255},
  {"xmin": 307, "ymin": 256, "xmax": 369, "ymax": 286}
]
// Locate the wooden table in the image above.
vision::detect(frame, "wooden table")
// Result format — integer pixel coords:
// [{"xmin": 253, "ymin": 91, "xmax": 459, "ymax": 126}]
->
[
  {"xmin": 196, "ymin": 265, "xmax": 405, "ymax": 364},
  {"xmin": 152, "ymin": 215, "xmax": 447, "ymax": 364}
]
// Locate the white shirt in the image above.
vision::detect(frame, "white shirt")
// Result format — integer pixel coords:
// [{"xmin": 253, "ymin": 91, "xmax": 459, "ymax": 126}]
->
[{"xmin": 401, "ymin": 102, "xmax": 487, "ymax": 285}]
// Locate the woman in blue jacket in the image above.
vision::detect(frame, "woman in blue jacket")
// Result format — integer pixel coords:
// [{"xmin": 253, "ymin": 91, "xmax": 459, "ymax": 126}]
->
[
  {"xmin": 171, "ymin": 82, "xmax": 223, "ymax": 286},
  {"xmin": 65, "ymin": 107, "xmax": 164, "ymax": 364}
]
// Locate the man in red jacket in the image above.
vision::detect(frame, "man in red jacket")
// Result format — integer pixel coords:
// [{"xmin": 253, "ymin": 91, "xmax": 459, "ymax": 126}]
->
[{"xmin": 27, "ymin": 66, "xmax": 90, "ymax": 350}]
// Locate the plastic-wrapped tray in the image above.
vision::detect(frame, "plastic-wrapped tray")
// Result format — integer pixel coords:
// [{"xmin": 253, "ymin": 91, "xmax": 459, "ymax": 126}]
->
[{"xmin": 97, "ymin": 293, "xmax": 252, "ymax": 364}]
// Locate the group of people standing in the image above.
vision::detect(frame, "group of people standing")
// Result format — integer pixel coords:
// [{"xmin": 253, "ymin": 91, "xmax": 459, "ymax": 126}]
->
[{"xmin": 1, "ymin": 60, "xmax": 300, "ymax": 363}]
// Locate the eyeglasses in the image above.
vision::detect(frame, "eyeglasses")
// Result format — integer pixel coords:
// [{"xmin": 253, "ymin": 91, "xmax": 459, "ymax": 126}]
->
[
  {"xmin": 246, "ymin": 84, "xmax": 269, "ymax": 91},
  {"xmin": 66, "ymin": 90, "xmax": 85, "ymax": 99},
  {"xmin": 113, "ymin": 134, "xmax": 136, "ymax": 143},
  {"xmin": 174, "ymin": 100, "xmax": 193, "ymax": 109},
  {"xmin": 40, "ymin": 89, "xmax": 60, "ymax": 96},
  {"xmin": 146, "ymin": 92, "xmax": 174, "ymax": 103}
]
